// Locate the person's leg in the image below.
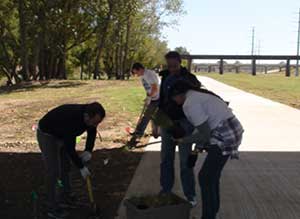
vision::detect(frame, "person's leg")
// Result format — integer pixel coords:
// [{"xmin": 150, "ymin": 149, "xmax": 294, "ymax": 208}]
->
[
  {"xmin": 151, "ymin": 120, "xmax": 160, "ymax": 138},
  {"xmin": 37, "ymin": 130, "xmax": 61, "ymax": 211},
  {"xmin": 134, "ymin": 101, "xmax": 158, "ymax": 137},
  {"xmin": 178, "ymin": 142, "xmax": 196, "ymax": 201},
  {"xmin": 60, "ymin": 147, "xmax": 72, "ymax": 196},
  {"xmin": 178, "ymin": 119, "xmax": 196, "ymax": 201},
  {"xmin": 198, "ymin": 145, "xmax": 229, "ymax": 219},
  {"xmin": 160, "ymin": 128, "xmax": 176, "ymax": 193},
  {"xmin": 215, "ymin": 151, "xmax": 229, "ymax": 214}
]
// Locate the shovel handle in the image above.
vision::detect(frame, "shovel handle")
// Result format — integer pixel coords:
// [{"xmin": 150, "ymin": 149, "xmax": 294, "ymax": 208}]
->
[{"xmin": 86, "ymin": 176, "xmax": 95, "ymax": 204}]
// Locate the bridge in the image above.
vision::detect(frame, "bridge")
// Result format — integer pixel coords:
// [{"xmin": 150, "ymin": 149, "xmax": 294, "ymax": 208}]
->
[{"xmin": 181, "ymin": 55, "xmax": 300, "ymax": 76}]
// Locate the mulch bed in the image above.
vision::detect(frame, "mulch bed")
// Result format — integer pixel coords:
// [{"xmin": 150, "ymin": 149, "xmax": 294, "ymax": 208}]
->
[{"xmin": 0, "ymin": 144, "xmax": 143, "ymax": 219}]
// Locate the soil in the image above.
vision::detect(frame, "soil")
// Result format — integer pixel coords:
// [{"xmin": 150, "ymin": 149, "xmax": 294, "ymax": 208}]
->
[
  {"xmin": 0, "ymin": 80, "xmax": 148, "ymax": 219},
  {"xmin": 0, "ymin": 144, "xmax": 143, "ymax": 219}
]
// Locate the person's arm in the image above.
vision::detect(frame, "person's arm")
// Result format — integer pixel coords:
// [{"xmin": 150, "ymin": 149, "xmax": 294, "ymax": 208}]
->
[
  {"xmin": 187, "ymin": 73, "xmax": 201, "ymax": 88},
  {"xmin": 146, "ymin": 71, "xmax": 159, "ymax": 98},
  {"xmin": 147, "ymin": 83, "xmax": 159, "ymax": 98},
  {"xmin": 64, "ymin": 137, "xmax": 84, "ymax": 169},
  {"xmin": 178, "ymin": 121, "xmax": 211, "ymax": 145},
  {"xmin": 176, "ymin": 103, "xmax": 209, "ymax": 145},
  {"xmin": 85, "ymin": 127, "xmax": 97, "ymax": 152}
]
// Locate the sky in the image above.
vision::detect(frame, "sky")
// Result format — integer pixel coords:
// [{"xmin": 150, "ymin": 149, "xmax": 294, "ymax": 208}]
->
[{"xmin": 162, "ymin": 0, "xmax": 300, "ymax": 63}]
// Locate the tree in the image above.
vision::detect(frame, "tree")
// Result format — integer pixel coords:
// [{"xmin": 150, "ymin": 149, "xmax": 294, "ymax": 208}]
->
[
  {"xmin": 174, "ymin": 46, "xmax": 190, "ymax": 55},
  {"xmin": 0, "ymin": 0, "xmax": 185, "ymax": 83}
]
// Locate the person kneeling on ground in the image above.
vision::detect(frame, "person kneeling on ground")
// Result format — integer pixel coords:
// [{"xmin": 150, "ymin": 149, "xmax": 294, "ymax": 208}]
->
[
  {"xmin": 37, "ymin": 102, "xmax": 105, "ymax": 219},
  {"xmin": 169, "ymin": 81, "xmax": 244, "ymax": 219},
  {"xmin": 129, "ymin": 62, "xmax": 161, "ymax": 147}
]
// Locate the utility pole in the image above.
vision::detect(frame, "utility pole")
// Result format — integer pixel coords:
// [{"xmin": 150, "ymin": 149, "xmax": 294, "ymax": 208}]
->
[
  {"xmin": 257, "ymin": 40, "xmax": 261, "ymax": 65},
  {"xmin": 296, "ymin": 8, "xmax": 300, "ymax": 77},
  {"xmin": 251, "ymin": 27, "xmax": 255, "ymax": 56}
]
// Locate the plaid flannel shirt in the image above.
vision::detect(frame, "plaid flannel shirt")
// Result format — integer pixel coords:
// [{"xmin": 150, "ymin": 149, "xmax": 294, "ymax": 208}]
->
[{"xmin": 210, "ymin": 116, "xmax": 244, "ymax": 159}]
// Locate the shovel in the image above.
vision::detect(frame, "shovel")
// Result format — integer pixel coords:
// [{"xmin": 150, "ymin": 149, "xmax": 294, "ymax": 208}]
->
[{"xmin": 86, "ymin": 176, "xmax": 101, "ymax": 219}]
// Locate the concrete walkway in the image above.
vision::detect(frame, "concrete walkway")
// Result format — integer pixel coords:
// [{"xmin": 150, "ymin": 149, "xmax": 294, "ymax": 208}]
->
[{"xmin": 116, "ymin": 76, "xmax": 300, "ymax": 219}]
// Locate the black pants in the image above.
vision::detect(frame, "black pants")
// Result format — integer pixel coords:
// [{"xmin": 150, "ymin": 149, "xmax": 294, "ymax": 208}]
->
[{"xmin": 198, "ymin": 145, "xmax": 229, "ymax": 219}]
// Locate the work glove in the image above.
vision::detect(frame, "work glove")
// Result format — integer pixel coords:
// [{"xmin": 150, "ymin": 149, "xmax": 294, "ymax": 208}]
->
[
  {"xmin": 80, "ymin": 166, "xmax": 91, "ymax": 180},
  {"xmin": 144, "ymin": 97, "xmax": 151, "ymax": 105},
  {"xmin": 80, "ymin": 151, "xmax": 92, "ymax": 163}
]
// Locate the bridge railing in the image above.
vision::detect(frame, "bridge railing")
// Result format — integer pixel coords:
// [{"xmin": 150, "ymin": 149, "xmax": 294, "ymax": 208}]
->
[{"xmin": 181, "ymin": 55, "xmax": 300, "ymax": 77}]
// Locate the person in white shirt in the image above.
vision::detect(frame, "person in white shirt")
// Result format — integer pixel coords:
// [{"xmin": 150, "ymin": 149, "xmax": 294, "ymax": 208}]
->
[
  {"xmin": 128, "ymin": 63, "xmax": 160, "ymax": 146},
  {"xmin": 169, "ymin": 80, "xmax": 244, "ymax": 219}
]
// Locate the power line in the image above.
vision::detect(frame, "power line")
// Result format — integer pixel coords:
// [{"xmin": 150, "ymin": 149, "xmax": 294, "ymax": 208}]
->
[{"xmin": 296, "ymin": 8, "xmax": 300, "ymax": 77}]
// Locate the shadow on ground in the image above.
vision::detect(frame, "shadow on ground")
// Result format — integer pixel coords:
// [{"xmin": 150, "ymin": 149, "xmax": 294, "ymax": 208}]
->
[
  {"xmin": 0, "ymin": 81, "xmax": 88, "ymax": 94},
  {"xmin": 117, "ymin": 151, "xmax": 300, "ymax": 219},
  {"xmin": 0, "ymin": 148, "xmax": 143, "ymax": 219}
]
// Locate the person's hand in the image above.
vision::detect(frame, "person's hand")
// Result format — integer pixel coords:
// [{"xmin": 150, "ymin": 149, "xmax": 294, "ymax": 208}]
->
[
  {"xmin": 80, "ymin": 166, "xmax": 91, "ymax": 180},
  {"xmin": 80, "ymin": 151, "xmax": 92, "ymax": 163},
  {"xmin": 144, "ymin": 97, "xmax": 151, "ymax": 105}
]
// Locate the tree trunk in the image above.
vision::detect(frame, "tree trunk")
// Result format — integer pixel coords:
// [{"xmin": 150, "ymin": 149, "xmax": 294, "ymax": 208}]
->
[
  {"xmin": 93, "ymin": 2, "xmax": 114, "ymax": 79},
  {"xmin": 122, "ymin": 16, "xmax": 131, "ymax": 80},
  {"xmin": 119, "ymin": 30, "xmax": 124, "ymax": 80},
  {"xmin": 18, "ymin": 0, "xmax": 29, "ymax": 81},
  {"xmin": 1, "ymin": 67, "xmax": 13, "ymax": 85},
  {"xmin": 80, "ymin": 61, "xmax": 84, "ymax": 80},
  {"xmin": 37, "ymin": 7, "xmax": 46, "ymax": 80}
]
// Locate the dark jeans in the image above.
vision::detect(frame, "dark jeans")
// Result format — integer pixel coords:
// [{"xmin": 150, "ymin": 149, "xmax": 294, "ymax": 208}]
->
[
  {"xmin": 160, "ymin": 119, "xmax": 196, "ymax": 200},
  {"xmin": 135, "ymin": 100, "xmax": 159, "ymax": 136},
  {"xmin": 199, "ymin": 145, "xmax": 229, "ymax": 219},
  {"xmin": 37, "ymin": 129, "xmax": 71, "ymax": 210}
]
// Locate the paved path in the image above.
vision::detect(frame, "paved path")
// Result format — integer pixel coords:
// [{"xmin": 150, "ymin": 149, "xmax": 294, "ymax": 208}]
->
[{"xmin": 116, "ymin": 76, "xmax": 300, "ymax": 219}]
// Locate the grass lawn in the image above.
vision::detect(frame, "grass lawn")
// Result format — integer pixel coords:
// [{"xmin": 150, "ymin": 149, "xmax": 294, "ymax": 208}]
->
[
  {"xmin": 0, "ymin": 78, "xmax": 146, "ymax": 219},
  {"xmin": 0, "ymin": 78, "xmax": 145, "ymax": 145},
  {"xmin": 200, "ymin": 72, "xmax": 300, "ymax": 110}
]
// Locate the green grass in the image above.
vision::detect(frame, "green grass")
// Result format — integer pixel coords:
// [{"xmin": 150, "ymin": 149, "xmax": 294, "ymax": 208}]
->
[
  {"xmin": 0, "ymin": 79, "xmax": 144, "ymax": 113},
  {"xmin": 200, "ymin": 72, "xmax": 300, "ymax": 109},
  {"xmin": 0, "ymin": 78, "xmax": 145, "ymax": 143}
]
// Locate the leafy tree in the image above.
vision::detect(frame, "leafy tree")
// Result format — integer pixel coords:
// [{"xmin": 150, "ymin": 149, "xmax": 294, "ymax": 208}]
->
[{"xmin": 0, "ymin": 0, "xmax": 185, "ymax": 84}]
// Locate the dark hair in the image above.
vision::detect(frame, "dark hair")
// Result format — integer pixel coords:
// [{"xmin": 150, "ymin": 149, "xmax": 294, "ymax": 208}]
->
[
  {"xmin": 132, "ymin": 62, "xmax": 145, "ymax": 72},
  {"xmin": 169, "ymin": 80, "xmax": 227, "ymax": 103},
  {"xmin": 86, "ymin": 102, "xmax": 106, "ymax": 118},
  {"xmin": 165, "ymin": 51, "xmax": 182, "ymax": 63}
]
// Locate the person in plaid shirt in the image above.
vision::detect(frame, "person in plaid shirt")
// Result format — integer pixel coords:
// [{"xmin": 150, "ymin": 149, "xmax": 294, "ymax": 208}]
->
[{"xmin": 169, "ymin": 80, "xmax": 244, "ymax": 219}]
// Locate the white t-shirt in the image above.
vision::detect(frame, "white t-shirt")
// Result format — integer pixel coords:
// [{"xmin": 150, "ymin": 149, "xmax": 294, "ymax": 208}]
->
[
  {"xmin": 141, "ymin": 69, "xmax": 160, "ymax": 101},
  {"xmin": 183, "ymin": 90, "xmax": 234, "ymax": 130}
]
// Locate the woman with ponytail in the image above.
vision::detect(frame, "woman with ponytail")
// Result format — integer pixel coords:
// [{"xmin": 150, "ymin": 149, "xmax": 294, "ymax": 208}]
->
[{"xmin": 169, "ymin": 80, "xmax": 244, "ymax": 219}]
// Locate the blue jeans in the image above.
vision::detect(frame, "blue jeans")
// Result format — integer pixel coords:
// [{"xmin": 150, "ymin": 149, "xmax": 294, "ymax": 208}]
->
[
  {"xmin": 199, "ymin": 145, "xmax": 229, "ymax": 219},
  {"xmin": 160, "ymin": 119, "xmax": 196, "ymax": 200}
]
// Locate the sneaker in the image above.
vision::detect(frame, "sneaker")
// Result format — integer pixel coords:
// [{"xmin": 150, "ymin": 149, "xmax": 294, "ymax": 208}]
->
[
  {"xmin": 47, "ymin": 208, "xmax": 69, "ymax": 219},
  {"xmin": 188, "ymin": 197, "xmax": 198, "ymax": 208}
]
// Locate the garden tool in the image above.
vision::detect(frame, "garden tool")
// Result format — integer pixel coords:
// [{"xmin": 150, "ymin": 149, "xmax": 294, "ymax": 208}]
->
[
  {"xmin": 126, "ymin": 101, "xmax": 149, "ymax": 148},
  {"xmin": 86, "ymin": 176, "xmax": 101, "ymax": 219}
]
